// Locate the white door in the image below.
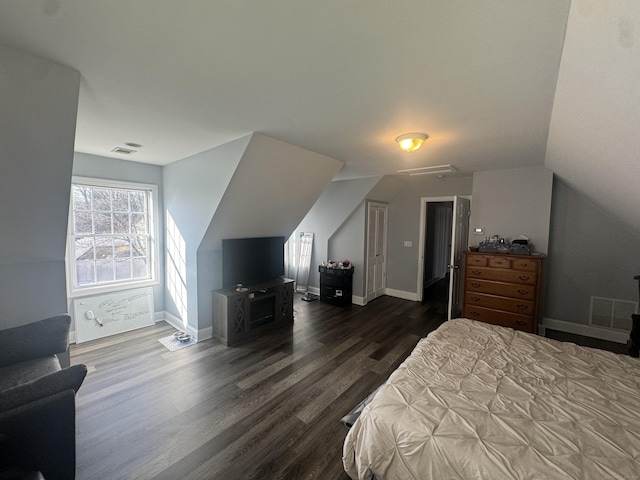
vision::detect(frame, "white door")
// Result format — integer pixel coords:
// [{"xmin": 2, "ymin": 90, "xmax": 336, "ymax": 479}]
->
[
  {"xmin": 447, "ymin": 196, "xmax": 470, "ymax": 320},
  {"xmin": 366, "ymin": 202, "xmax": 388, "ymax": 302}
]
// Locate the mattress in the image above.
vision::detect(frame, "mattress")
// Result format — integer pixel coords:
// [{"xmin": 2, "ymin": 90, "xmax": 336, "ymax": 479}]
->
[{"xmin": 343, "ymin": 318, "xmax": 640, "ymax": 479}]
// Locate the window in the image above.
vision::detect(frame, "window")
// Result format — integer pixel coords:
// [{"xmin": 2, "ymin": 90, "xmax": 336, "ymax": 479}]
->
[{"xmin": 68, "ymin": 177, "xmax": 158, "ymax": 294}]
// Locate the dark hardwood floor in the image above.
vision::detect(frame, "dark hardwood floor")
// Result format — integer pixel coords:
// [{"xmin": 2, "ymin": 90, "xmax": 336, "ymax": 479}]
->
[
  {"xmin": 71, "ymin": 287, "xmax": 629, "ymax": 479},
  {"xmin": 71, "ymin": 294, "xmax": 447, "ymax": 480}
]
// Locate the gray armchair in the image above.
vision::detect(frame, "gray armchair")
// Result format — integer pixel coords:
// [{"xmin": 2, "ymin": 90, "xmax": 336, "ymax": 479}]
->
[{"xmin": 0, "ymin": 315, "xmax": 87, "ymax": 480}]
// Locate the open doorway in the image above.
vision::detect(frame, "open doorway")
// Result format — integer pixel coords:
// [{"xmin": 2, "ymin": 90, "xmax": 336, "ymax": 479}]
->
[
  {"xmin": 422, "ymin": 201, "xmax": 452, "ymax": 307},
  {"xmin": 417, "ymin": 196, "xmax": 470, "ymax": 320}
]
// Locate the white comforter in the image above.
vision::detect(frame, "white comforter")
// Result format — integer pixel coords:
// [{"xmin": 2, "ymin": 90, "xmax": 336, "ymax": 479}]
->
[{"xmin": 343, "ymin": 318, "xmax": 640, "ymax": 479}]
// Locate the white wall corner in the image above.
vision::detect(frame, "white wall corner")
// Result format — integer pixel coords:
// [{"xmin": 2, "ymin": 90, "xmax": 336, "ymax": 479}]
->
[
  {"xmin": 159, "ymin": 310, "xmax": 184, "ymax": 332},
  {"xmin": 197, "ymin": 326, "xmax": 213, "ymax": 343},
  {"xmin": 352, "ymin": 295, "xmax": 366, "ymax": 306}
]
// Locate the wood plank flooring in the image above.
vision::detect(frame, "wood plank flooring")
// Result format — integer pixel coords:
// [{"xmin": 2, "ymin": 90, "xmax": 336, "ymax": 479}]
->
[
  {"xmin": 71, "ymin": 286, "xmax": 628, "ymax": 480},
  {"xmin": 71, "ymin": 294, "xmax": 448, "ymax": 480}
]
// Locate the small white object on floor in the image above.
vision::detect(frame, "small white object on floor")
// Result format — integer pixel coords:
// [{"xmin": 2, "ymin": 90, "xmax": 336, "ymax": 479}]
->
[{"xmin": 158, "ymin": 333, "xmax": 196, "ymax": 352}]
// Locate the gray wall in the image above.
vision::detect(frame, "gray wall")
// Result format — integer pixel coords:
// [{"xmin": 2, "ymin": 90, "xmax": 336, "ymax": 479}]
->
[
  {"xmin": 72, "ymin": 152, "xmax": 166, "ymax": 313},
  {"xmin": 163, "ymin": 136, "xmax": 249, "ymax": 335},
  {"xmin": 328, "ymin": 203, "xmax": 367, "ymax": 297},
  {"xmin": 546, "ymin": 177, "xmax": 640, "ymax": 325},
  {"xmin": 319, "ymin": 174, "xmax": 473, "ymax": 300},
  {"xmin": 198, "ymin": 134, "xmax": 342, "ymax": 334},
  {"xmin": 0, "ymin": 44, "xmax": 80, "ymax": 328},
  {"xmin": 545, "ymin": 0, "xmax": 640, "ymax": 240},
  {"xmin": 468, "ymin": 167, "xmax": 553, "ymax": 254},
  {"xmin": 386, "ymin": 175, "xmax": 473, "ymax": 294},
  {"xmin": 297, "ymin": 176, "xmax": 381, "ymax": 291}
]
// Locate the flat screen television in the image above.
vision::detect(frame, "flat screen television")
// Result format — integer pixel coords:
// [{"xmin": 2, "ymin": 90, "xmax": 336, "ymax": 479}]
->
[{"xmin": 222, "ymin": 236, "xmax": 285, "ymax": 288}]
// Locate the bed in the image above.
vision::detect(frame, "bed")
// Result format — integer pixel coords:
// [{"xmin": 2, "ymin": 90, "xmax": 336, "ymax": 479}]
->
[{"xmin": 343, "ymin": 318, "xmax": 640, "ymax": 479}]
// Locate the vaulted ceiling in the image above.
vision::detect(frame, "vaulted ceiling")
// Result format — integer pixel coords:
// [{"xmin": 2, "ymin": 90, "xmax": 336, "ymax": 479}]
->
[
  {"xmin": 2, "ymin": 1, "xmax": 639, "ymax": 240},
  {"xmin": 0, "ymin": 0, "xmax": 570, "ymax": 180}
]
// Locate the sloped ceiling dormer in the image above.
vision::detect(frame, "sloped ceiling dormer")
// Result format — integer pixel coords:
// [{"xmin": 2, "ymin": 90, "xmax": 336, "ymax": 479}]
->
[
  {"xmin": 192, "ymin": 133, "xmax": 342, "ymax": 334},
  {"xmin": 199, "ymin": 133, "xmax": 343, "ymax": 248},
  {"xmin": 546, "ymin": 0, "xmax": 640, "ymax": 240}
]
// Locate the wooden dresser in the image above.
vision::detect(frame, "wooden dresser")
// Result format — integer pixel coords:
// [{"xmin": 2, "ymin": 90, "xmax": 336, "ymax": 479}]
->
[{"xmin": 463, "ymin": 252, "xmax": 544, "ymax": 333}]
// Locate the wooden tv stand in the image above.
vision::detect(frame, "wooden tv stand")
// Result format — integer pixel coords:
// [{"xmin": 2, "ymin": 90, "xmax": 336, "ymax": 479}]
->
[{"xmin": 212, "ymin": 278, "xmax": 294, "ymax": 346}]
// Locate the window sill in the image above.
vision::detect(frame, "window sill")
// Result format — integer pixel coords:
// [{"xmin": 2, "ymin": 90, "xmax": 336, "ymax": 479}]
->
[{"xmin": 68, "ymin": 278, "xmax": 159, "ymax": 299}]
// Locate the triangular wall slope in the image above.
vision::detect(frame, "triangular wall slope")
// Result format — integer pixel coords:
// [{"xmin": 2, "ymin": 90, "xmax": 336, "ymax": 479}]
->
[{"xmin": 196, "ymin": 133, "xmax": 343, "ymax": 335}]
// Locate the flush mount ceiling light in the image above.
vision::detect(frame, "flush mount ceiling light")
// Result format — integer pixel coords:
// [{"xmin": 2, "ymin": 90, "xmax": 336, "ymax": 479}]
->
[
  {"xmin": 395, "ymin": 133, "xmax": 428, "ymax": 152},
  {"xmin": 397, "ymin": 164, "xmax": 457, "ymax": 176}
]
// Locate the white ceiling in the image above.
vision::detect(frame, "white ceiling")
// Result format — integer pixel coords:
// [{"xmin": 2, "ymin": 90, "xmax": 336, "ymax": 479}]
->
[{"xmin": 0, "ymin": 0, "xmax": 571, "ymax": 180}]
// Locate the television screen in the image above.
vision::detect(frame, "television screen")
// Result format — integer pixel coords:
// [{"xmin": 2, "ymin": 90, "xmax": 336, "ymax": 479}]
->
[{"xmin": 222, "ymin": 236, "xmax": 285, "ymax": 288}]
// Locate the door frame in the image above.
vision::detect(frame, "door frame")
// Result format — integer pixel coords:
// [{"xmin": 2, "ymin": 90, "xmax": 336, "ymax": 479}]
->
[
  {"xmin": 416, "ymin": 196, "xmax": 471, "ymax": 304},
  {"xmin": 365, "ymin": 201, "xmax": 389, "ymax": 304}
]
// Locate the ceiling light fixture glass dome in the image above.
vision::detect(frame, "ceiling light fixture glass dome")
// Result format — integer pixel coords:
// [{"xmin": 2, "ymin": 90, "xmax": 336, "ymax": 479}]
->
[{"xmin": 396, "ymin": 133, "xmax": 428, "ymax": 152}]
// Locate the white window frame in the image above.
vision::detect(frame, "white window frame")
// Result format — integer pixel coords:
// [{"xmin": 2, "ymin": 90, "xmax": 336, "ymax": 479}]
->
[{"xmin": 66, "ymin": 176, "xmax": 160, "ymax": 298}]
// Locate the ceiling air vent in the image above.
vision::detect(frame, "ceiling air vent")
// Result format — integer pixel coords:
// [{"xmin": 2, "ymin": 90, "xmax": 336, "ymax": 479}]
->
[
  {"xmin": 111, "ymin": 147, "xmax": 137, "ymax": 155},
  {"xmin": 397, "ymin": 164, "xmax": 457, "ymax": 176}
]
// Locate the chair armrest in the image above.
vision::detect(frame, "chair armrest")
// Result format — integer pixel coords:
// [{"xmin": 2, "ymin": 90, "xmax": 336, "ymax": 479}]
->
[
  {"xmin": 0, "ymin": 365, "xmax": 87, "ymax": 414},
  {"xmin": 0, "ymin": 315, "xmax": 71, "ymax": 367},
  {"xmin": 0, "ymin": 390, "xmax": 78, "ymax": 480}
]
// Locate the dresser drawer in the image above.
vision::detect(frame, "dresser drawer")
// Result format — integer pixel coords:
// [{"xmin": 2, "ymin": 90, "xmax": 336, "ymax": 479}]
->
[
  {"xmin": 466, "ymin": 255, "xmax": 491, "ymax": 267},
  {"xmin": 487, "ymin": 256, "xmax": 512, "ymax": 269},
  {"xmin": 511, "ymin": 258, "xmax": 539, "ymax": 272},
  {"xmin": 465, "ymin": 292, "xmax": 535, "ymax": 315},
  {"xmin": 466, "ymin": 253, "xmax": 540, "ymax": 272},
  {"xmin": 465, "ymin": 266, "xmax": 537, "ymax": 285},
  {"xmin": 465, "ymin": 278, "xmax": 535, "ymax": 300},
  {"xmin": 463, "ymin": 305, "xmax": 535, "ymax": 332}
]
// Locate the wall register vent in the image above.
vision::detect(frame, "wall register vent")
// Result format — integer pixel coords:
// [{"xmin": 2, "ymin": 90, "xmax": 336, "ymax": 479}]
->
[{"xmin": 589, "ymin": 296, "xmax": 638, "ymax": 331}]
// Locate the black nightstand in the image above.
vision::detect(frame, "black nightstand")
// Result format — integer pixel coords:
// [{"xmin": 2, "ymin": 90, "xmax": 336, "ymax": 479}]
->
[{"xmin": 319, "ymin": 266, "xmax": 354, "ymax": 306}]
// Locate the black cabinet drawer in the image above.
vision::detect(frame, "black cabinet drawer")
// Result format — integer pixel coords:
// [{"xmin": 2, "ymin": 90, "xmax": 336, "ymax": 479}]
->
[
  {"xmin": 320, "ymin": 284, "xmax": 352, "ymax": 306},
  {"xmin": 320, "ymin": 274, "xmax": 346, "ymax": 287}
]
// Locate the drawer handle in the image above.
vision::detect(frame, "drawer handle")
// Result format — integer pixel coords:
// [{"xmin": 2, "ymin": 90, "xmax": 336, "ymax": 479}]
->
[
  {"xmin": 469, "ymin": 311, "xmax": 480, "ymax": 317},
  {"xmin": 516, "ymin": 320, "xmax": 527, "ymax": 326},
  {"xmin": 517, "ymin": 289, "xmax": 529, "ymax": 295},
  {"xmin": 470, "ymin": 296, "xmax": 480, "ymax": 302},
  {"xmin": 516, "ymin": 304, "xmax": 529, "ymax": 311},
  {"xmin": 520, "ymin": 263, "xmax": 530, "ymax": 268},
  {"xmin": 471, "ymin": 282, "xmax": 481, "ymax": 288},
  {"xmin": 518, "ymin": 275, "xmax": 530, "ymax": 281},
  {"xmin": 472, "ymin": 270, "xmax": 482, "ymax": 275}
]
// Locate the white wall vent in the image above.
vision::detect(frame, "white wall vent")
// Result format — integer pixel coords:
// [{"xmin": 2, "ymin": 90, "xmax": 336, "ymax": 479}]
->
[
  {"xmin": 589, "ymin": 296, "xmax": 637, "ymax": 331},
  {"xmin": 111, "ymin": 146, "xmax": 136, "ymax": 155}
]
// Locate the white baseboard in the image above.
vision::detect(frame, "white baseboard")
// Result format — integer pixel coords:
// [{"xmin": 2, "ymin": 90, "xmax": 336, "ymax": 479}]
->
[
  {"xmin": 197, "ymin": 327, "xmax": 212, "ymax": 342},
  {"xmin": 543, "ymin": 317, "xmax": 630, "ymax": 344},
  {"xmin": 161, "ymin": 310, "xmax": 183, "ymax": 331},
  {"xmin": 307, "ymin": 286, "xmax": 320, "ymax": 296},
  {"xmin": 352, "ymin": 295, "xmax": 365, "ymax": 306},
  {"xmin": 160, "ymin": 311, "xmax": 207, "ymax": 342},
  {"xmin": 70, "ymin": 310, "xmax": 206, "ymax": 344},
  {"xmin": 384, "ymin": 288, "xmax": 419, "ymax": 302}
]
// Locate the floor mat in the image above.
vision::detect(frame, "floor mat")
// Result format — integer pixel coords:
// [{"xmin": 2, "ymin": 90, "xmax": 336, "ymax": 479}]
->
[{"xmin": 158, "ymin": 334, "xmax": 196, "ymax": 352}]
